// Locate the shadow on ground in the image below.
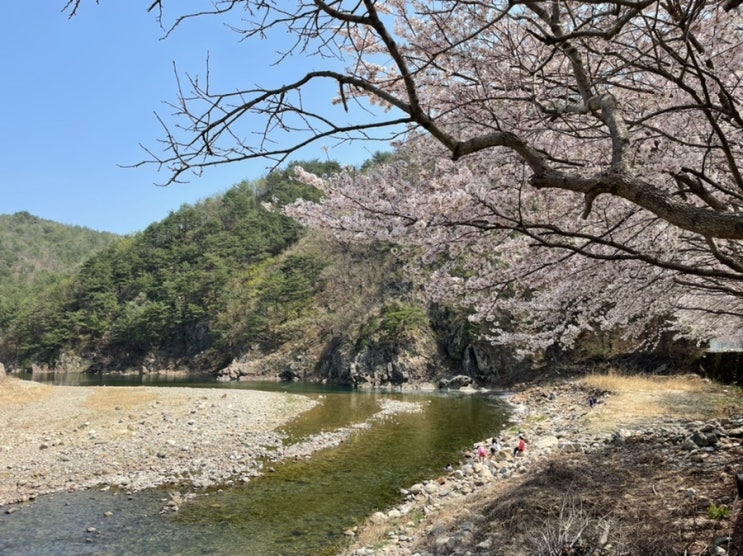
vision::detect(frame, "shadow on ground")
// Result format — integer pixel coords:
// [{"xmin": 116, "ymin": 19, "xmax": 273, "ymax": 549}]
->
[{"xmin": 417, "ymin": 436, "xmax": 742, "ymax": 556}]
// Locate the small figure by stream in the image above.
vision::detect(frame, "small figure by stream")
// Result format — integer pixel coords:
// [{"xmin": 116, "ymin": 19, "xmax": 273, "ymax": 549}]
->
[{"xmin": 513, "ymin": 435, "xmax": 526, "ymax": 456}]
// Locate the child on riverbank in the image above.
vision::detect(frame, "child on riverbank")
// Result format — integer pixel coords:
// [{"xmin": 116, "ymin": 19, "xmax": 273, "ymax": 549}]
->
[
  {"xmin": 477, "ymin": 444, "xmax": 488, "ymax": 463},
  {"xmin": 513, "ymin": 435, "xmax": 526, "ymax": 456}
]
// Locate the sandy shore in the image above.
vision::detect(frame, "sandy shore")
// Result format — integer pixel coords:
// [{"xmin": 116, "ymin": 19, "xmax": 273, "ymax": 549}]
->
[{"xmin": 0, "ymin": 377, "xmax": 317, "ymax": 506}]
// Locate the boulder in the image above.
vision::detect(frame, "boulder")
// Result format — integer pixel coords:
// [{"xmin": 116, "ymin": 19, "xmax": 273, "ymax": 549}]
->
[
  {"xmin": 439, "ymin": 375, "xmax": 473, "ymax": 389},
  {"xmin": 690, "ymin": 429, "xmax": 718, "ymax": 447}
]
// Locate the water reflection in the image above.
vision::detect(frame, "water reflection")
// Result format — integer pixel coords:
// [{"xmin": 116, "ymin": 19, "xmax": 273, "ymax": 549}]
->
[{"xmin": 21, "ymin": 370, "xmax": 353, "ymax": 393}]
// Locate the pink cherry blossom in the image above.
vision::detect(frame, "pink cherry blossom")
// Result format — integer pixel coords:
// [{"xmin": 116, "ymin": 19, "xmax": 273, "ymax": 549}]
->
[{"xmin": 67, "ymin": 1, "xmax": 743, "ymax": 351}]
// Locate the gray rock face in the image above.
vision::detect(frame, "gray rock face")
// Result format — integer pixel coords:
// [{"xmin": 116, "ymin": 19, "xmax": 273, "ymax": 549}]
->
[
  {"xmin": 315, "ymin": 329, "xmax": 443, "ymax": 389},
  {"xmin": 217, "ymin": 306, "xmax": 534, "ymax": 388}
]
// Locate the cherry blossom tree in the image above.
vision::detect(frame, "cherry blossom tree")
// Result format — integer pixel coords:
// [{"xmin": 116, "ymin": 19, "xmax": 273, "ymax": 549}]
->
[
  {"xmin": 286, "ymin": 142, "xmax": 723, "ymax": 354},
  {"xmin": 65, "ymin": 0, "xmax": 743, "ymax": 351}
]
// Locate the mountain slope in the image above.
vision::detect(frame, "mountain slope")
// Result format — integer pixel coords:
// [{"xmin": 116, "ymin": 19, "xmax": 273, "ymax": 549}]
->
[
  {"xmin": 0, "ymin": 168, "xmax": 680, "ymax": 386},
  {"xmin": 0, "ymin": 211, "xmax": 118, "ymax": 285},
  {"xmin": 0, "ymin": 212, "xmax": 118, "ymax": 333}
]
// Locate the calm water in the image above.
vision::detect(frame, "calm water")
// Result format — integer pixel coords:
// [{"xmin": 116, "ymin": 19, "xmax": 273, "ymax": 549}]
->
[{"xmin": 1, "ymin": 374, "xmax": 510, "ymax": 555}]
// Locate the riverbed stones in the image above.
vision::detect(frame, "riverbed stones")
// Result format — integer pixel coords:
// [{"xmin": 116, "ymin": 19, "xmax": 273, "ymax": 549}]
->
[
  {"xmin": 438, "ymin": 375, "xmax": 473, "ymax": 389},
  {"xmin": 343, "ymin": 384, "xmax": 743, "ymax": 556},
  {"xmin": 0, "ymin": 380, "xmax": 317, "ymax": 506},
  {"xmin": 0, "ymin": 379, "xmax": 426, "ymax": 510}
]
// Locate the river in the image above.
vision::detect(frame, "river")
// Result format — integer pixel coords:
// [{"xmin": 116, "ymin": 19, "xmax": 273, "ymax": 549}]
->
[{"xmin": 0, "ymin": 374, "xmax": 511, "ymax": 556}]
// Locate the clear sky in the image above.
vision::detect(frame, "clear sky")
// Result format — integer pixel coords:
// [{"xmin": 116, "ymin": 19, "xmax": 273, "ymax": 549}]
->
[{"xmin": 1, "ymin": 2, "xmax": 387, "ymax": 235}]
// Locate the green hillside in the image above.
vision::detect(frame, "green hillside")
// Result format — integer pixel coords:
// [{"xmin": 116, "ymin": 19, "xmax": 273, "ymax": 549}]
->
[
  {"xmin": 0, "ymin": 212, "xmax": 118, "ymax": 333},
  {"xmin": 0, "ymin": 161, "xmax": 406, "ymax": 377},
  {"xmin": 0, "ymin": 211, "xmax": 117, "ymax": 281}
]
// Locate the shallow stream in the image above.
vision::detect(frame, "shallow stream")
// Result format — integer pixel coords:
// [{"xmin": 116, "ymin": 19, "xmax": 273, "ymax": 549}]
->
[{"xmin": 0, "ymin": 375, "xmax": 510, "ymax": 555}]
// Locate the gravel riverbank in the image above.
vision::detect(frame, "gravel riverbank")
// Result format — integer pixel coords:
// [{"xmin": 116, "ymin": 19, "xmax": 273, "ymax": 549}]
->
[
  {"xmin": 5, "ymin": 373, "xmax": 742, "ymax": 556},
  {"xmin": 0, "ymin": 376, "xmax": 424, "ymax": 509},
  {"xmin": 341, "ymin": 377, "xmax": 743, "ymax": 556},
  {"xmin": 0, "ymin": 377, "xmax": 319, "ymax": 506}
]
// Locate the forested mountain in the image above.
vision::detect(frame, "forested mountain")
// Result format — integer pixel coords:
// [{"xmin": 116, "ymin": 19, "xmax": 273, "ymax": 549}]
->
[
  {"xmin": 0, "ymin": 161, "xmax": 456, "ymax": 385},
  {"xmin": 0, "ymin": 212, "xmax": 118, "ymax": 337},
  {"xmin": 0, "ymin": 211, "xmax": 117, "ymax": 284},
  {"xmin": 0, "ymin": 212, "xmax": 118, "ymax": 270},
  {"xmin": 0, "ymin": 161, "xmax": 694, "ymax": 386},
  {"xmin": 0, "ymin": 162, "xmax": 337, "ymax": 372}
]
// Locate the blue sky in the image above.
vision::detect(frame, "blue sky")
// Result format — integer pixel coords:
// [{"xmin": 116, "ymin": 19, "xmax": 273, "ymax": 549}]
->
[{"xmin": 1, "ymin": 2, "xmax": 387, "ymax": 235}]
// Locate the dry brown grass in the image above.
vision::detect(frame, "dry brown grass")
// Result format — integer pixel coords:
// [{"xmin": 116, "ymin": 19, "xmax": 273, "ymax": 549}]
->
[
  {"xmin": 579, "ymin": 372, "xmax": 743, "ymax": 435},
  {"xmin": 352, "ymin": 517, "xmax": 400, "ymax": 548},
  {"xmin": 582, "ymin": 371, "xmax": 704, "ymax": 392},
  {"xmin": 0, "ymin": 377, "xmax": 54, "ymax": 404},
  {"xmin": 82, "ymin": 387, "xmax": 158, "ymax": 411},
  {"xmin": 0, "ymin": 378, "xmax": 160, "ymax": 415}
]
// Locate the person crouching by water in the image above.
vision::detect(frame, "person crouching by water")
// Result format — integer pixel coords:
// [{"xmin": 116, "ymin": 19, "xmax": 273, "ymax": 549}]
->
[
  {"xmin": 490, "ymin": 437, "xmax": 501, "ymax": 456},
  {"xmin": 513, "ymin": 435, "xmax": 526, "ymax": 456}
]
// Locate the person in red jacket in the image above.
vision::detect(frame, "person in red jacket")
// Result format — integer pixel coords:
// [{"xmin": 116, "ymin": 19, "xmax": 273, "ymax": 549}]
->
[{"xmin": 513, "ymin": 435, "xmax": 527, "ymax": 456}]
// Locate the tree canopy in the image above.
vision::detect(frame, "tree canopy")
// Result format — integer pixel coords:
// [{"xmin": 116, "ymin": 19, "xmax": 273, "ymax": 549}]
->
[{"xmin": 64, "ymin": 1, "xmax": 743, "ymax": 352}]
